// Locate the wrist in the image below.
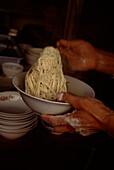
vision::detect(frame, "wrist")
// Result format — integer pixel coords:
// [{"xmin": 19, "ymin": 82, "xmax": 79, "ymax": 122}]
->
[
  {"xmin": 95, "ymin": 49, "xmax": 104, "ymax": 72},
  {"xmin": 103, "ymin": 112, "xmax": 114, "ymax": 138},
  {"xmin": 95, "ymin": 49, "xmax": 114, "ymax": 74}
]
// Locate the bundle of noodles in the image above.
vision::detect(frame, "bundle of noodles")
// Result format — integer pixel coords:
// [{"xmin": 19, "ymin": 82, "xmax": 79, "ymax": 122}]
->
[{"xmin": 25, "ymin": 46, "xmax": 67, "ymax": 101}]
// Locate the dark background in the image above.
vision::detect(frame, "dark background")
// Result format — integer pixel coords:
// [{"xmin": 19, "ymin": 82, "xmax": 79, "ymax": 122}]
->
[
  {"xmin": 0, "ymin": 1, "xmax": 114, "ymax": 170},
  {"xmin": 0, "ymin": 0, "xmax": 114, "ymax": 50}
]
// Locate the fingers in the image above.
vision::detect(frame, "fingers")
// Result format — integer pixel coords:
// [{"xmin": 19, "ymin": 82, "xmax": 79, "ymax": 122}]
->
[
  {"xmin": 54, "ymin": 125, "xmax": 98, "ymax": 136},
  {"xmin": 57, "ymin": 92, "xmax": 113, "ymax": 126},
  {"xmin": 40, "ymin": 109, "xmax": 102, "ymax": 136},
  {"xmin": 40, "ymin": 113, "xmax": 76, "ymax": 134},
  {"xmin": 75, "ymin": 128, "xmax": 99, "ymax": 136},
  {"xmin": 54, "ymin": 125, "xmax": 76, "ymax": 134},
  {"xmin": 56, "ymin": 39, "xmax": 69, "ymax": 49},
  {"xmin": 41, "ymin": 114, "xmax": 99, "ymax": 136},
  {"xmin": 57, "ymin": 92, "xmax": 102, "ymax": 111},
  {"xmin": 60, "ymin": 49, "xmax": 79, "ymax": 71},
  {"xmin": 57, "ymin": 39, "xmax": 85, "ymax": 48},
  {"xmin": 40, "ymin": 114, "xmax": 68, "ymax": 126},
  {"xmin": 57, "ymin": 92, "xmax": 85, "ymax": 109},
  {"xmin": 41, "ymin": 93, "xmax": 113, "ymax": 137}
]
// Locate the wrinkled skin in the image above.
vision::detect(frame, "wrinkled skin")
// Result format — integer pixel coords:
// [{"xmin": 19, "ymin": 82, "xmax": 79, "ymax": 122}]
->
[
  {"xmin": 57, "ymin": 39, "xmax": 97, "ymax": 72},
  {"xmin": 40, "ymin": 39, "xmax": 114, "ymax": 137},
  {"xmin": 57, "ymin": 39, "xmax": 114, "ymax": 74},
  {"xmin": 41, "ymin": 93, "xmax": 114, "ymax": 137}
]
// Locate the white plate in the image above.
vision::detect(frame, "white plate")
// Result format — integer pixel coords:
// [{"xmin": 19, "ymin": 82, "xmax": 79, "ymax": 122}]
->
[
  {"xmin": 0, "ymin": 119, "xmax": 38, "ymax": 140},
  {"xmin": 0, "ymin": 131, "xmax": 27, "ymax": 140},
  {"xmin": 0, "ymin": 91, "xmax": 32, "ymax": 114},
  {"xmin": 0, "ymin": 114, "xmax": 37, "ymax": 126},
  {"xmin": 0, "ymin": 115, "xmax": 38, "ymax": 131},
  {"xmin": 0, "ymin": 111, "xmax": 35, "ymax": 119}
]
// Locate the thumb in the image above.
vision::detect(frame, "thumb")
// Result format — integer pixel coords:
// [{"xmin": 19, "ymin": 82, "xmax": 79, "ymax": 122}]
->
[{"xmin": 56, "ymin": 92, "xmax": 83, "ymax": 109}]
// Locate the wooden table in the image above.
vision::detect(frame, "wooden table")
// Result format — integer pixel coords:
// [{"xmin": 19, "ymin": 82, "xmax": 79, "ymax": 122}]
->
[{"xmin": 0, "ymin": 69, "xmax": 114, "ymax": 170}]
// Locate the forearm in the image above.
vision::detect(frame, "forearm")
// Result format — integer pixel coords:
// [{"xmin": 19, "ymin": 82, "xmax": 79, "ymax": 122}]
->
[{"xmin": 96, "ymin": 49, "xmax": 114, "ymax": 75}]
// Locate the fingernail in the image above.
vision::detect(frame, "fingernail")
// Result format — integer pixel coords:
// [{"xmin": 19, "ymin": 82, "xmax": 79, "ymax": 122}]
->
[{"xmin": 57, "ymin": 93, "xmax": 64, "ymax": 101}]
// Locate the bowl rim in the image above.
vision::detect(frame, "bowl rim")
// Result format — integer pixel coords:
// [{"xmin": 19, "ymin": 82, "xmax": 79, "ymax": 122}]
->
[
  {"xmin": 28, "ymin": 47, "xmax": 43, "ymax": 52},
  {"xmin": 0, "ymin": 91, "xmax": 32, "ymax": 114},
  {"xmin": 2, "ymin": 62, "xmax": 24, "ymax": 70},
  {"xmin": 12, "ymin": 72, "xmax": 95, "ymax": 106}
]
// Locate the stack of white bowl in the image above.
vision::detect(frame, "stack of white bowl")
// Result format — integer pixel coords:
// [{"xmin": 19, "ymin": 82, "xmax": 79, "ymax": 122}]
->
[
  {"xmin": 0, "ymin": 91, "xmax": 38, "ymax": 140},
  {"xmin": 25, "ymin": 47, "xmax": 43, "ymax": 65}
]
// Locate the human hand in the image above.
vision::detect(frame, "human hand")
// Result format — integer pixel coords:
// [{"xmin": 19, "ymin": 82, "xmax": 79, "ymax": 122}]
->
[
  {"xmin": 41, "ymin": 93, "xmax": 114, "ymax": 136},
  {"xmin": 57, "ymin": 39, "xmax": 97, "ymax": 72}
]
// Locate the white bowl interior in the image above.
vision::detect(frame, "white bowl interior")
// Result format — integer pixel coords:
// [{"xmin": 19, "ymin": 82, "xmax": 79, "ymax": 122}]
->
[
  {"xmin": 0, "ymin": 91, "xmax": 31, "ymax": 114},
  {"xmin": 12, "ymin": 72, "xmax": 95, "ymax": 115}
]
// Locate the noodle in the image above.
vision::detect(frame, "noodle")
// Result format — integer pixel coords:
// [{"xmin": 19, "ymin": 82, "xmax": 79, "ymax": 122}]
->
[{"xmin": 25, "ymin": 46, "xmax": 67, "ymax": 100}]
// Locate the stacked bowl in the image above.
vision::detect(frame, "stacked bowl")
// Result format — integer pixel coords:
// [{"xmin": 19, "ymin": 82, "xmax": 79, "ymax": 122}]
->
[
  {"xmin": 25, "ymin": 47, "xmax": 43, "ymax": 65},
  {"xmin": 0, "ymin": 91, "xmax": 38, "ymax": 140}
]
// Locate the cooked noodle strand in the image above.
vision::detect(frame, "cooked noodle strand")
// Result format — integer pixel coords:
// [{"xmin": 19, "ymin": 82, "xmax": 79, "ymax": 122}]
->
[{"xmin": 25, "ymin": 46, "xmax": 67, "ymax": 100}]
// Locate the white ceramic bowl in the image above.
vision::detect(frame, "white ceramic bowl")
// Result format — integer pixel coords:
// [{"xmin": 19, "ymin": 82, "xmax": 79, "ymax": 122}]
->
[
  {"xmin": 0, "ymin": 114, "xmax": 37, "ymax": 126},
  {"xmin": 18, "ymin": 43, "xmax": 32, "ymax": 54},
  {"xmin": 0, "ymin": 91, "xmax": 38, "ymax": 139},
  {"xmin": 0, "ymin": 91, "xmax": 31, "ymax": 114},
  {"xmin": 12, "ymin": 72, "xmax": 95, "ymax": 115},
  {"xmin": 0, "ymin": 130, "xmax": 28, "ymax": 140},
  {"xmin": 2, "ymin": 62, "xmax": 24, "ymax": 78},
  {"xmin": 0, "ymin": 119, "xmax": 38, "ymax": 140},
  {"xmin": 0, "ymin": 111, "xmax": 35, "ymax": 119},
  {"xmin": 0, "ymin": 116, "xmax": 37, "ymax": 130},
  {"xmin": 25, "ymin": 48, "xmax": 43, "ymax": 65},
  {"xmin": 25, "ymin": 53, "xmax": 38, "ymax": 65},
  {"xmin": 27, "ymin": 47, "xmax": 43, "ymax": 55}
]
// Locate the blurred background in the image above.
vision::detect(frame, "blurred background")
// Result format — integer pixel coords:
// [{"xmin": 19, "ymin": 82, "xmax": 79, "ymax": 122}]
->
[
  {"xmin": 0, "ymin": 0, "xmax": 68, "ymax": 47},
  {"xmin": 0, "ymin": 2, "xmax": 114, "ymax": 169},
  {"xmin": 0, "ymin": 0, "xmax": 114, "ymax": 109},
  {"xmin": 0, "ymin": 0, "xmax": 114, "ymax": 50}
]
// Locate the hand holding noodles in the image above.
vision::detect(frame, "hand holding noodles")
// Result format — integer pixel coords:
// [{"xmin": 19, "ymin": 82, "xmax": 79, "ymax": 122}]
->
[{"xmin": 25, "ymin": 46, "xmax": 67, "ymax": 101}]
